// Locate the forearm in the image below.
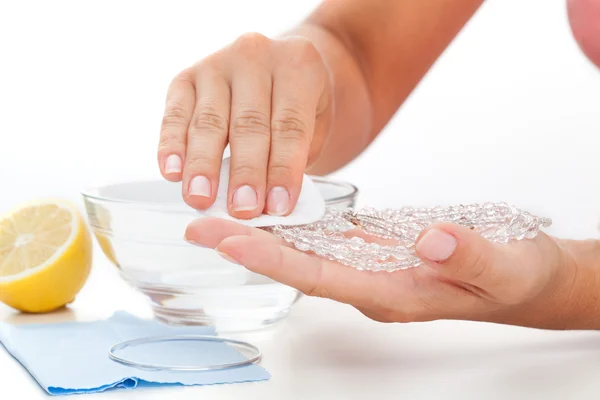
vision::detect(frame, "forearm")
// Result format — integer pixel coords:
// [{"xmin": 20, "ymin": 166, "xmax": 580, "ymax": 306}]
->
[{"xmin": 285, "ymin": 0, "xmax": 485, "ymax": 174}]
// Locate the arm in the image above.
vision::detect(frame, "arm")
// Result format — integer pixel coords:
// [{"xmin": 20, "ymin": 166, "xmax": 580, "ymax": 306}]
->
[{"xmin": 288, "ymin": 0, "xmax": 485, "ymax": 174}]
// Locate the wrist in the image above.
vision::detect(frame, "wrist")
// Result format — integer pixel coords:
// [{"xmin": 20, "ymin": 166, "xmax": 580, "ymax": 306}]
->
[
  {"xmin": 559, "ymin": 239, "xmax": 600, "ymax": 330},
  {"xmin": 485, "ymin": 238, "xmax": 600, "ymax": 330},
  {"xmin": 527, "ymin": 238, "xmax": 600, "ymax": 330},
  {"xmin": 283, "ymin": 23, "xmax": 373, "ymax": 175}
]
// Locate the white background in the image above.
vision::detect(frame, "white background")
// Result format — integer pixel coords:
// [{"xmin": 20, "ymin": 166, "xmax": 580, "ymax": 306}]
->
[
  {"xmin": 0, "ymin": 0, "xmax": 598, "ymax": 239},
  {"xmin": 1, "ymin": 0, "xmax": 600, "ymax": 399}
]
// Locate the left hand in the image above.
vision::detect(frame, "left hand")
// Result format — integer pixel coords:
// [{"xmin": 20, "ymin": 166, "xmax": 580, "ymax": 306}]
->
[{"xmin": 185, "ymin": 218, "xmax": 600, "ymax": 330}]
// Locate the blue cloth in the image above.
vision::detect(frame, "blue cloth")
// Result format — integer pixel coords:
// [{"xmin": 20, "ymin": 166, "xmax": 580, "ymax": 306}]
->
[{"xmin": 0, "ymin": 311, "xmax": 270, "ymax": 395}]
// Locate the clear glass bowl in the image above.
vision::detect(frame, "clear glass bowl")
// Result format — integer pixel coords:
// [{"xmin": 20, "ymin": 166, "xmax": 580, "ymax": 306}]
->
[{"xmin": 82, "ymin": 178, "xmax": 358, "ymax": 332}]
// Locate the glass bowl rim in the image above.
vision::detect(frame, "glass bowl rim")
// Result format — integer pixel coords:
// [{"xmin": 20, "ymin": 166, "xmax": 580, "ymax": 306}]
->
[{"xmin": 81, "ymin": 176, "xmax": 358, "ymax": 211}]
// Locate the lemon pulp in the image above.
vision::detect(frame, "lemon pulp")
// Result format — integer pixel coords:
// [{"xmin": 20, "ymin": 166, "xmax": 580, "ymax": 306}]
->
[{"xmin": 0, "ymin": 200, "xmax": 93, "ymax": 313}]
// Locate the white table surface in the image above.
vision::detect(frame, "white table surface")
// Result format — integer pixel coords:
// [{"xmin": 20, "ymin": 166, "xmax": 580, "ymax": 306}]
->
[
  {"xmin": 3, "ymin": 259, "xmax": 600, "ymax": 400},
  {"xmin": 1, "ymin": 0, "xmax": 600, "ymax": 398}
]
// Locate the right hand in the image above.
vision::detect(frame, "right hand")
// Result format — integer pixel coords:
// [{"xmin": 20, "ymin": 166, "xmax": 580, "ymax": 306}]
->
[
  {"xmin": 157, "ymin": 33, "xmax": 332, "ymax": 218},
  {"xmin": 186, "ymin": 217, "xmax": 600, "ymax": 330}
]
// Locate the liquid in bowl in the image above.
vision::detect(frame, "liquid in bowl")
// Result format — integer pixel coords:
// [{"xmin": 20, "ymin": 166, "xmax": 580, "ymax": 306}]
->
[{"xmin": 82, "ymin": 178, "xmax": 358, "ymax": 332}]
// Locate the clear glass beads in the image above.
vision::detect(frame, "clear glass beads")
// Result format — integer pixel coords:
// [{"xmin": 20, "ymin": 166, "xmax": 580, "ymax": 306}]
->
[{"xmin": 268, "ymin": 202, "xmax": 552, "ymax": 272}]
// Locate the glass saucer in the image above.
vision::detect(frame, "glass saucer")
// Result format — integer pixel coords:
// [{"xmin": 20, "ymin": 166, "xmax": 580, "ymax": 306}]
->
[{"xmin": 108, "ymin": 335, "xmax": 261, "ymax": 372}]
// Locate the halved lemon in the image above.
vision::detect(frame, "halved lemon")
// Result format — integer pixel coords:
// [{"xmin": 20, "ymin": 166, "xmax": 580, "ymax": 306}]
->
[{"xmin": 0, "ymin": 199, "xmax": 93, "ymax": 313}]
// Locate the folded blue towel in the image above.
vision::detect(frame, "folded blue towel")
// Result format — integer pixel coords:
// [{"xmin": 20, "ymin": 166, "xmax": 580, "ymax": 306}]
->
[{"xmin": 0, "ymin": 311, "xmax": 270, "ymax": 395}]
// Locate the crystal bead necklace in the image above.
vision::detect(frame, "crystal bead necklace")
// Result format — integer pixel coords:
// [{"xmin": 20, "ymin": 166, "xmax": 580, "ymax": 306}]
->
[{"xmin": 268, "ymin": 203, "xmax": 552, "ymax": 272}]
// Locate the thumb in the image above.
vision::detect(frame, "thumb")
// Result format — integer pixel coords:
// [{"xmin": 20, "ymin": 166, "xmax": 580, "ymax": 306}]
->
[{"xmin": 415, "ymin": 223, "xmax": 511, "ymax": 290}]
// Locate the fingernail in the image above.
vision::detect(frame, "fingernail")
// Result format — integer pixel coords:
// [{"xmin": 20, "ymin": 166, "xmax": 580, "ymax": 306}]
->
[
  {"xmin": 416, "ymin": 229, "xmax": 457, "ymax": 262},
  {"xmin": 189, "ymin": 176, "xmax": 211, "ymax": 197},
  {"xmin": 165, "ymin": 155, "xmax": 182, "ymax": 174},
  {"xmin": 216, "ymin": 249, "xmax": 240, "ymax": 265},
  {"xmin": 184, "ymin": 238, "xmax": 209, "ymax": 248},
  {"xmin": 232, "ymin": 185, "xmax": 258, "ymax": 211},
  {"xmin": 266, "ymin": 187, "xmax": 290, "ymax": 216}
]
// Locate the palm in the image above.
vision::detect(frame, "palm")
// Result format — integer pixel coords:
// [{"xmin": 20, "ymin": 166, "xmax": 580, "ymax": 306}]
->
[{"xmin": 186, "ymin": 218, "xmax": 569, "ymax": 327}]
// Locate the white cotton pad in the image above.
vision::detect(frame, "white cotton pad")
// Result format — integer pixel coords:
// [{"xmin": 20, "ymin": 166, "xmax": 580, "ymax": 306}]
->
[{"xmin": 196, "ymin": 157, "xmax": 326, "ymax": 227}]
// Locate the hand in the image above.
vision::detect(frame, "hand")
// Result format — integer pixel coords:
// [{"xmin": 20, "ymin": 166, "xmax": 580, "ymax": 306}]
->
[
  {"xmin": 157, "ymin": 33, "xmax": 332, "ymax": 218},
  {"xmin": 185, "ymin": 218, "xmax": 600, "ymax": 330}
]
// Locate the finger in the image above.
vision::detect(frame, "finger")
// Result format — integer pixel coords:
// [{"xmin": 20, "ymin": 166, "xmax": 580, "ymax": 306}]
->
[
  {"xmin": 185, "ymin": 217, "xmax": 282, "ymax": 248},
  {"xmin": 215, "ymin": 235, "xmax": 394, "ymax": 308},
  {"xmin": 158, "ymin": 72, "xmax": 195, "ymax": 182},
  {"xmin": 415, "ymin": 223, "xmax": 560, "ymax": 303},
  {"xmin": 185, "ymin": 218, "xmax": 392, "ymax": 250},
  {"xmin": 182, "ymin": 67, "xmax": 230, "ymax": 209},
  {"xmin": 266, "ymin": 38, "xmax": 325, "ymax": 216},
  {"xmin": 227, "ymin": 34, "xmax": 273, "ymax": 219},
  {"xmin": 567, "ymin": 0, "xmax": 600, "ymax": 68}
]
